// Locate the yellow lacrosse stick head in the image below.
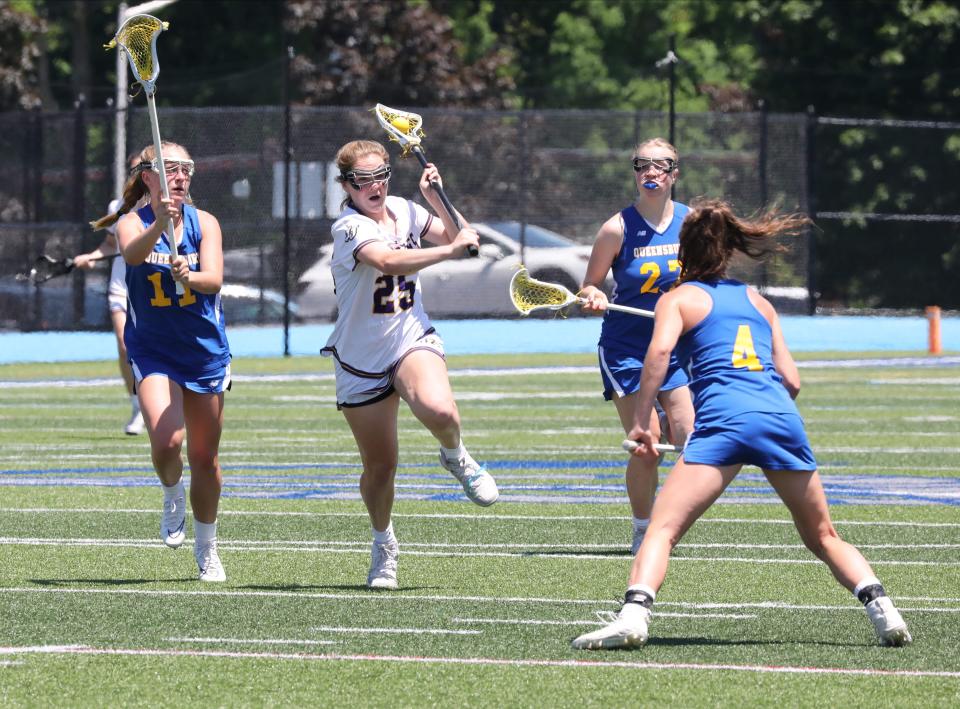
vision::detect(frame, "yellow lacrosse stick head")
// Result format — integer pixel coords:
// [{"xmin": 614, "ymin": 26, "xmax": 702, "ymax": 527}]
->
[
  {"xmin": 106, "ymin": 14, "xmax": 169, "ymax": 95},
  {"xmin": 509, "ymin": 266, "xmax": 579, "ymax": 316}
]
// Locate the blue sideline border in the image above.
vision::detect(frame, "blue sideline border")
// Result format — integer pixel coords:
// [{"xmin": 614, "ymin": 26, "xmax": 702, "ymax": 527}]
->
[{"xmin": 1, "ymin": 315, "xmax": 958, "ymax": 364}]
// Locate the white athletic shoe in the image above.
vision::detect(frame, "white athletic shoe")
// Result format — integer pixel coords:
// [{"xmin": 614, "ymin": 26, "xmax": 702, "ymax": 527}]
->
[
  {"xmin": 440, "ymin": 450, "xmax": 499, "ymax": 506},
  {"xmin": 160, "ymin": 486, "xmax": 186, "ymax": 549},
  {"xmin": 866, "ymin": 597, "xmax": 912, "ymax": 646},
  {"xmin": 124, "ymin": 408, "xmax": 145, "ymax": 436},
  {"xmin": 571, "ymin": 603, "xmax": 651, "ymax": 650},
  {"xmin": 195, "ymin": 541, "xmax": 226, "ymax": 582},
  {"xmin": 367, "ymin": 540, "xmax": 399, "ymax": 590}
]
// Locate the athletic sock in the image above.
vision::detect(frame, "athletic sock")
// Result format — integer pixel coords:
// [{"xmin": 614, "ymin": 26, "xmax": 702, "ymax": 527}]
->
[
  {"xmin": 373, "ymin": 522, "xmax": 396, "ymax": 545},
  {"xmin": 632, "ymin": 517, "xmax": 650, "ymax": 534},
  {"xmin": 625, "ymin": 583, "xmax": 656, "ymax": 609},
  {"xmin": 162, "ymin": 478, "xmax": 183, "ymax": 501},
  {"xmin": 130, "ymin": 394, "xmax": 141, "ymax": 415},
  {"xmin": 194, "ymin": 519, "xmax": 217, "ymax": 547},
  {"xmin": 440, "ymin": 440, "xmax": 467, "ymax": 461},
  {"xmin": 853, "ymin": 576, "xmax": 886, "ymax": 605}
]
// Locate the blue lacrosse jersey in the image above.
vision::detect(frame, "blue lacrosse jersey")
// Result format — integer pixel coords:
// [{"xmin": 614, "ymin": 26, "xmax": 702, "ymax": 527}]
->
[
  {"xmin": 674, "ymin": 279, "xmax": 798, "ymax": 425},
  {"xmin": 599, "ymin": 201, "xmax": 689, "ymax": 352},
  {"xmin": 124, "ymin": 203, "xmax": 230, "ymax": 374}
]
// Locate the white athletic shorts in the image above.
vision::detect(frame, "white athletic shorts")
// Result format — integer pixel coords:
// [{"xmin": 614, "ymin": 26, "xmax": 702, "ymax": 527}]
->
[{"xmin": 333, "ymin": 330, "xmax": 445, "ymax": 409}]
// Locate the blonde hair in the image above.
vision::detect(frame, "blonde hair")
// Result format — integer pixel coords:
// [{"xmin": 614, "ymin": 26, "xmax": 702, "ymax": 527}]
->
[
  {"xmin": 334, "ymin": 140, "xmax": 389, "ymax": 210},
  {"xmin": 90, "ymin": 141, "xmax": 193, "ymax": 231},
  {"xmin": 633, "ymin": 137, "xmax": 678, "ymax": 162}
]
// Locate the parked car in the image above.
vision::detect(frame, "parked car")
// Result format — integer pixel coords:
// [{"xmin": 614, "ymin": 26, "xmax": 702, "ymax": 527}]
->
[
  {"xmin": 0, "ymin": 275, "xmax": 297, "ymax": 330},
  {"xmin": 296, "ymin": 222, "xmax": 606, "ymax": 320}
]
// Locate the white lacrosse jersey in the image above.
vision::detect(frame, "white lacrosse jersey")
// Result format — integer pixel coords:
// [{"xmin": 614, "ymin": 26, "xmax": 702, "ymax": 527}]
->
[{"xmin": 321, "ymin": 195, "xmax": 435, "ymax": 375}]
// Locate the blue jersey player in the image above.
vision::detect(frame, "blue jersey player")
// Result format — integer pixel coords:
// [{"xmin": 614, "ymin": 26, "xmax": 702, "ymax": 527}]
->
[
  {"xmin": 573, "ymin": 199, "xmax": 911, "ymax": 650},
  {"xmin": 98, "ymin": 141, "xmax": 230, "ymax": 583},
  {"xmin": 580, "ymin": 138, "xmax": 695, "ymax": 554}
]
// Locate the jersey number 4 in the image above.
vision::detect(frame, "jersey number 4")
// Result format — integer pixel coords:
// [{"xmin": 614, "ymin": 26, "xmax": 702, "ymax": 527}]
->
[
  {"xmin": 732, "ymin": 324, "xmax": 762, "ymax": 371},
  {"xmin": 373, "ymin": 274, "xmax": 415, "ymax": 314}
]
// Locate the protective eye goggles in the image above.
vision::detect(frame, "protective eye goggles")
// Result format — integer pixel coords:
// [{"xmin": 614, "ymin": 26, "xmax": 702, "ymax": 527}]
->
[
  {"xmin": 139, "ymin": 158, "xmax": 195, "ymax": 177},
  {"xmin": 633, "ymin": 156, "xmax": 677, "ymax": 174},
  {"xmin": 342, "ymin": 165, "xmax": 391, "ymax": 189}
]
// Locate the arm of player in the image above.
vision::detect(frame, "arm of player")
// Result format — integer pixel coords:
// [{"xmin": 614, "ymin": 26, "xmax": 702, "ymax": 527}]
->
[
  {"xmin": 117, "ymin": 199, "xmax": 179, "ymax": 266},
  {"xmin": 418, "ymin": 163, "xmax": 468, "ymax": 245},
  {"xmin": 74, "ymin": 232, "xmax": 120, "ymax": 270},
  {"xmin": 171, "ymin": 210, "xmax": 223, "ymax": 294},
  {"xmin": 357, "ymin": 230, "xmax": 479, "ymax": 276},
  {"xmin": 626, "ymin": 293, "xmax": 684, "ymax": 456},
  {"xmin": 579, "ymin": 214, "xmax": 623, "ymax": 313},
  {"xmin": 769, "ymin": 307, "xmax": 801, "ymax": 399}
]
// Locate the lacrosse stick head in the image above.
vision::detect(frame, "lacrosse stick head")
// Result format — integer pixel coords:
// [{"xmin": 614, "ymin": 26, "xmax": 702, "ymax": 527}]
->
[
  {"xmin": 16, "ymin": 255, "xmax": 74, "ymax": 285},
  {"xmin": 509, "ymin": 266, "xmax": 580, "ymax": 316},
  {"xmin": 106, "ymin": 14, "xmax": 169, "ymax": 95},
  {"xmin": 374, "ymin": 103, "xmax": 425, "ymax": 157}
]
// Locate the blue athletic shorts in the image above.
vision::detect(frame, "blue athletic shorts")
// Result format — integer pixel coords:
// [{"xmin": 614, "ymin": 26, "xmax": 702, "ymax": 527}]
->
[
  {"xmin": 598, "ymin": 345, "xmax": 689, "ymax": 401},
  {"xmin": 130, "ymin": 355, "xmax": 232, "ymax": 395},
  {"xmin": 682, "ymin": 412, "xmax": 817, "ymax": 471}
]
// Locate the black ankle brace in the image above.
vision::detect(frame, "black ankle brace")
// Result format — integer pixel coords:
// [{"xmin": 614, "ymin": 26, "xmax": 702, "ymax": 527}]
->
[
  {"xmin": 624, "ymin": 589, "xmax": 654, "ymax": 608},
  {"xmin": 856, "ymin": 583, "xmax": 886, "ymax": 605}
]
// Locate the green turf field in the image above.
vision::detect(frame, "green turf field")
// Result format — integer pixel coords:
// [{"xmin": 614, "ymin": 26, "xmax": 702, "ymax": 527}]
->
[{"xmin": 1, "ymin": 352, "xmax": 958, "ymax": 707}]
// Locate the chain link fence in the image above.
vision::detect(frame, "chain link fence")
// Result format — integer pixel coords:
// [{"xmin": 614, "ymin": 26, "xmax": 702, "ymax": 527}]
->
[{"xmin": 2, "ymin": 105, "xmax": 817, "ymax": 331}]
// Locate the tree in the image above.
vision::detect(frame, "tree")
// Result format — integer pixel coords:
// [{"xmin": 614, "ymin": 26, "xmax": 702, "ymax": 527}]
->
[
  {"xmin": 0, "ymin": 0, "xmax": 45, "ymax": 110},
  {"xmin": 284, "ymin": 0, "xmax": 514, "ymax": 108}
]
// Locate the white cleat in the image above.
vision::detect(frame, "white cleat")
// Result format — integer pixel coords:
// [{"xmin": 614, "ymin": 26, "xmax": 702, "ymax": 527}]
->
[
  {"xmin": 571, "ymin": 603, "xmax": 651, "ymax": 650},
  {"xmin": 866, "ymin": 597, "xmax": 912, "ymax": 647},
  {"xmin": 161, "ymin": 486, "xmax": 186, "ymax": 549},
  {"xmin": 367, "ymin": 540, "xmax": 399, "ymax": 590},
  {"xmin": 440, "ymin": 450, "xmax": 499, "ymax": 506},
  {"xmin": 195, "ymin": 542, "xmax": 226, "ymax": 582},
  {"xmin": 125, "ymin": 408, "xmax": 145, "ymax": 436}
]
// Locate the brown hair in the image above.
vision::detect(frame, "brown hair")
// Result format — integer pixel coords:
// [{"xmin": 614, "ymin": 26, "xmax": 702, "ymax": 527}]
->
[
  {"xmin": 334, "ymin": 140, "xmax": 389, "ymax": 210},
  {"xmin": 90, "ymin": 141, "xmax": 192, "ymax": 231},
  {"xmin": 678, "ymin": 199, "xmax": 810, "ymax": 283}
]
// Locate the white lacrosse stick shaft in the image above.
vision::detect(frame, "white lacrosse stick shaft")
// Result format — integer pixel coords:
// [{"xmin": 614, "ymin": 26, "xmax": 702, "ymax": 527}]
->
[
  {"xmin": 623, "ymin": 439, "xmax": 680, "ymax": 455},
  {"xmin": 145, "ymin": 93, "xmax": 183, "ymax": 295}
]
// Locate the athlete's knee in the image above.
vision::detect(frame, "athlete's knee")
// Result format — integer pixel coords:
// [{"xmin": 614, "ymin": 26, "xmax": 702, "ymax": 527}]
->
[{"xmin": 798, "ymin": 522, "xmax": 840, "ymax": 557}]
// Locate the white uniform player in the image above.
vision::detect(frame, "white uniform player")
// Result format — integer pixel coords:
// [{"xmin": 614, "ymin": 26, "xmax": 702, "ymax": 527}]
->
[
  {"xmin": 322, "ymin": 195, "xmax": 443, "ymax": 405},
  {"xmin": 322, "ymin": 139, "xmax": 499, "ymax": 591}
]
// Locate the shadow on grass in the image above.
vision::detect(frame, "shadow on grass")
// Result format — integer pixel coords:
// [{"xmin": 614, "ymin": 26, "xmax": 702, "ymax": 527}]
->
[
  {"xmin": 239, "ymin": 582, "xmax": 442, "ymax": 592},
  {"xmin": 30, "ymin": 577, "xmax": 195, "ymax": 586}
]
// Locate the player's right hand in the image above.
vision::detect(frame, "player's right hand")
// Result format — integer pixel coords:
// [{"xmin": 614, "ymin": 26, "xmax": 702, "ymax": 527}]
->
[
  {"xmin": 579, "ymin": 285, "xmax": 608, "ymax": 313},
  {"xmin": 452, "ymin": 227, "xmax": 479, "ymax": 256},
  {"xmin": 73, "ymin": 254, "xmax": 94, "ymax": 270}
]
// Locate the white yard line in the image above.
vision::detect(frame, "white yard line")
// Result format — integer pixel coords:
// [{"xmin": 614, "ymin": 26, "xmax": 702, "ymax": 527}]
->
[
  {"xmin": 0, "ymin": 587, "xmax": 955, "ymax": 615},
  {"xmin": 0, "ymin": 644, "xmax": 957, "ymax": 678}
]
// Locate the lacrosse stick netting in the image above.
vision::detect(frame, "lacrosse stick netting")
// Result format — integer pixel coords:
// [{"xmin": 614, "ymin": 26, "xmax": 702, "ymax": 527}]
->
[
  {"xmin": 509, "ymin": 267, "xmax": 579, "ymax": 315},
  {"xmin": 374, "ymin": 104, "xmax": 426, "ymax": 157},
  {"xmin": 106, "ymin": 14, "xmax": 183, "ymax": 293},
  {"xmin": 106, "ymin": 14, "xmax": 168, "ymax": 95},
  {"xmin": 373, "ymin": 104, "xmax": 477, "ymax": 257},
  {"xmin": 509, "ymin": 267, "xmax": 656, "ymax": 318}
]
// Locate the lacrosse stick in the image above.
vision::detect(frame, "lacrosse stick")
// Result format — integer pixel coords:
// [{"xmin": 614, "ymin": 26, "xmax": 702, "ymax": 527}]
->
[
  {"xmin": 373, "ymin": 103, "xmax": 478, "ymax": 257},
  {"xmin": 623, "ymin": 439, "xmax": 680, "ymax": 455},
  {"xmin": 509, "ymin": 267, "xmax": 655, "ymax": 318},
  {"xmin": 107, "ymin": 13, "xmax": 183, "ymax": 294},
  {"xmin": 15, "ymin": 254, "xmax": 120, "ymax": 285}
]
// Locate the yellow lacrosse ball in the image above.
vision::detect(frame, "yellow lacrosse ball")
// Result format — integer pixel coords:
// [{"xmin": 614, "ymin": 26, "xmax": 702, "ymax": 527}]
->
[{"xmin": 391, "ymin": 117, "xmax": 411, "ymax": 133}]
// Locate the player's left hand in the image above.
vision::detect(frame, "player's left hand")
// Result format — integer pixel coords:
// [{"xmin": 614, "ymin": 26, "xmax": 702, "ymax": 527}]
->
[{"xmin": 625, "ymin": 428, "xmax": 660, "ymax": 458}]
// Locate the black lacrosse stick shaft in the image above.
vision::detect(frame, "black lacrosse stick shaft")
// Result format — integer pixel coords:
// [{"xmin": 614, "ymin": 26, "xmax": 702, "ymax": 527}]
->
[{"xmin": 411, "ymin": 145, "xmax": 478, "ymax": 257}]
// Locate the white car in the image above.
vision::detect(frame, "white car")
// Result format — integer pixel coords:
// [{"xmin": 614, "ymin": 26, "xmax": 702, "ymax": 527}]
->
[{"xmin": 296, "ymin": 221, "xmax": 605, "ymax": 320}]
